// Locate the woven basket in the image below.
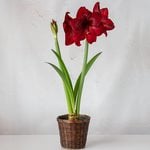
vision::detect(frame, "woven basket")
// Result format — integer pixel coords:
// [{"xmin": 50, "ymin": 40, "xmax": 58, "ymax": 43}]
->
[{"xmin": 57, "ymin": 114, "xmax": 90, "ymax": 149}]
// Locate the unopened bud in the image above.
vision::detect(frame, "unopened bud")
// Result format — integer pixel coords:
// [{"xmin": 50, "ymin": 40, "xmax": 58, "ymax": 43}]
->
[{"xmin": 50, "ymin": 19, "xmax": 58, "ymax": 38}]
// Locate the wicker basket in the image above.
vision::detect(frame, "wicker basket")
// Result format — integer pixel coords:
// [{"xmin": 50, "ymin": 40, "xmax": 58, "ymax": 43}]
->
[{"xmin": 57, "ymin": 114, "xmax": 90, "ymax": 149}]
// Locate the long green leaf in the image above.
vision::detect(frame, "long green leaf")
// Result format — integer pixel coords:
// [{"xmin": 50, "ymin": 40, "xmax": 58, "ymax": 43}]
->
[
  {"xmin": 46, "ymin": 62, "xmax": 74, "ymax": 112},
  {"xmin": 51, "ymin": 50, "xmax": 75, "ymax": 112},
  {"xmin": 74, "ymin": 52, "xmax": 102, "ymax": 103},
  {"xmin": 46, "ymin": 62, "xmax": 64, "ymax": 81},
  {"xmin": 51, "ymin": 49, "xmax": 73, "ymax": 92},
  {"xmin": 73, "ymin": 74, "xmax": 81, "ymax": 102},
  {"xmin": 85, "ymin": 52, "xmax": 102, "ymax": 75}
]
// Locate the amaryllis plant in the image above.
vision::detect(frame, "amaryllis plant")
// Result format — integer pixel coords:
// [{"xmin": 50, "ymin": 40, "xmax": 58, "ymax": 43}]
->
[{"xmin": 48, "ymin": 2, "xmax": 114, "ymax": 119}]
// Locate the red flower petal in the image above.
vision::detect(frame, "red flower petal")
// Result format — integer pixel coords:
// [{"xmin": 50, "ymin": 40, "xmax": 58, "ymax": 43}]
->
[
  {"xmin": 93, "ymin": 2, "xmax": 100, "ymax": 13},
  {"xmin": 63, "ymin": 12, "xmax": 75, "ymax": 45},
  {"xmin": 104, "ymin": 31, "xmax": 107, "ymax": 36},
  {"xmin": 86, "ymin": 31, "xmax": 97, "ymax": 44},
  {"xmin": 75, "ymin": 40, "xmax": 81, "ymax": 46},
  {"xmin": 86, "ymin": 27, "xmax": 101, "ymax": 43},
  {"xmin": 90, "ymin": 13, "xmax": 101, "ymax": 27},
  {"xmin": 91, "ymin": 26, "xmax": 105, "ymax": 36},
  {"xmin": 63, "ymin": 12, "xmax": 72, "ymax": 31},
  {"xmin": 65, "ymin": 33, "xmax": 74, "ymax": 45},
  {"xmin": 100, "ymin": 8, "xmax": 108, "ymax": 18},
  {"xmin": 102, "ymin": 19, "xmax": 115, "ymax": 30},
  {"xmin": 76, "ymin": 7, "xmax": 92, "ymax": 18},
  {"xmin": 70, "ymin": 18, "xmax": 82, "ymax": 33}
]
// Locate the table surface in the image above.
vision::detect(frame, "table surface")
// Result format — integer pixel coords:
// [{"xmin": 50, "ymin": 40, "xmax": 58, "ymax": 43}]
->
[{"xmin": 0, "ymin": 135, "xmax": 150, "ymax": 150}]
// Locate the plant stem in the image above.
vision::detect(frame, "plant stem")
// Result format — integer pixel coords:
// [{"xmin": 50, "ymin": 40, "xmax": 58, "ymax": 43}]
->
[
  {"xmin": 75, "ymin": 40, "xmax": 89, "ymax": 114},
  {"xmin": 55, "ymin": 36, "xmax": 61, "ymax": 57}
]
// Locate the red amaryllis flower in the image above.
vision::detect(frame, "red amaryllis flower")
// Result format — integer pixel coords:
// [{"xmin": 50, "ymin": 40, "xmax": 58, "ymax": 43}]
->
[
  {"xmin": 63, "ymin": 2, "xmax": 115, "ymax": 46},
  {"xmin": 63, "ymin": 12, "xmax": 75, "ymax": 45},
  {"xmin": 93, "ymin": 2, "xmax": 115, "ymax": 36},
  {"xmin": 63, "ymin": 12, "xmax": 84, "ymax": 46}
]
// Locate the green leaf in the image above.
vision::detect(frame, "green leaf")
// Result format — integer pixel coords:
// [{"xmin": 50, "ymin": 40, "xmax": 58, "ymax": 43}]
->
[
  {"xmin": 46, "ymin": 62, "xmax": 66, "ymax": 83},
  {"xmin": 51, "ymin": 49, "xmax": 73, "ymax": 92},
  {"xmin": 46, "ymin": 62, "xmax": 75, "ymax": 113},
  {"xmin": 73, "ymin": 74, "xmax": 81, "ymax": 102},
  {"xmin": 73, "ymin": 52, "xmax": 102, "ymax": 103},
  {"xmin": 85, "ymin": 52, "xmax": 102, "ymax": 75},
  {"xmin": 51, "ymin": 50, "xmax": 75, "ymax": 112}
]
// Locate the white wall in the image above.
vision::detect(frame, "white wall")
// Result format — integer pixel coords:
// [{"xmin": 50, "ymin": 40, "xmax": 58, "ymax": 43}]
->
[{"xmin": 0, "ymin": 0, "xmax": 150, "ymax": 134}]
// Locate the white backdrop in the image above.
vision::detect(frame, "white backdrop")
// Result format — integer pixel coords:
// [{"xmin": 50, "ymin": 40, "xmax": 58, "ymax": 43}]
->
[{"xmin": 0, "ymin": 0, "xmax": 150, "ymax": 134}]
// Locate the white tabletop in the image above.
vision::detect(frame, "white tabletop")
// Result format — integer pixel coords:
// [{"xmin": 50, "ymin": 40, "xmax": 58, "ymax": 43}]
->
[{"xmin": 0, "ymin": 135, "xmax": 150, "ymax": 150}]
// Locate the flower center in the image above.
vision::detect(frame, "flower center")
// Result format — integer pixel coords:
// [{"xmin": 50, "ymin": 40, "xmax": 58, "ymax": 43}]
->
[{"xmin": 80, "ymin": 16, "xmax": 91, "ymax": 29}]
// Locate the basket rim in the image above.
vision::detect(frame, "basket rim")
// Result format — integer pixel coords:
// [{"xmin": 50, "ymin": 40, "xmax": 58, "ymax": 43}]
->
[{"xmin": 57, "ymin": 114, "xmax": 90, "ymax": 123}]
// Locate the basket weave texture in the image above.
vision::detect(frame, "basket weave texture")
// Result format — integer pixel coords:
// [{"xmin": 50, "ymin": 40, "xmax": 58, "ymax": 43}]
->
[{"xmin": 57, "ymin": 114, "xmax": 90, "ymax": 149}]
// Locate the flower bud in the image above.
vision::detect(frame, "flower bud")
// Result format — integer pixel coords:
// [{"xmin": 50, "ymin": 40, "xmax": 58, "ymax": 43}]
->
[{"xmin": 50, "ymin": 19, "xmax": 58, "ymax": 38}]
